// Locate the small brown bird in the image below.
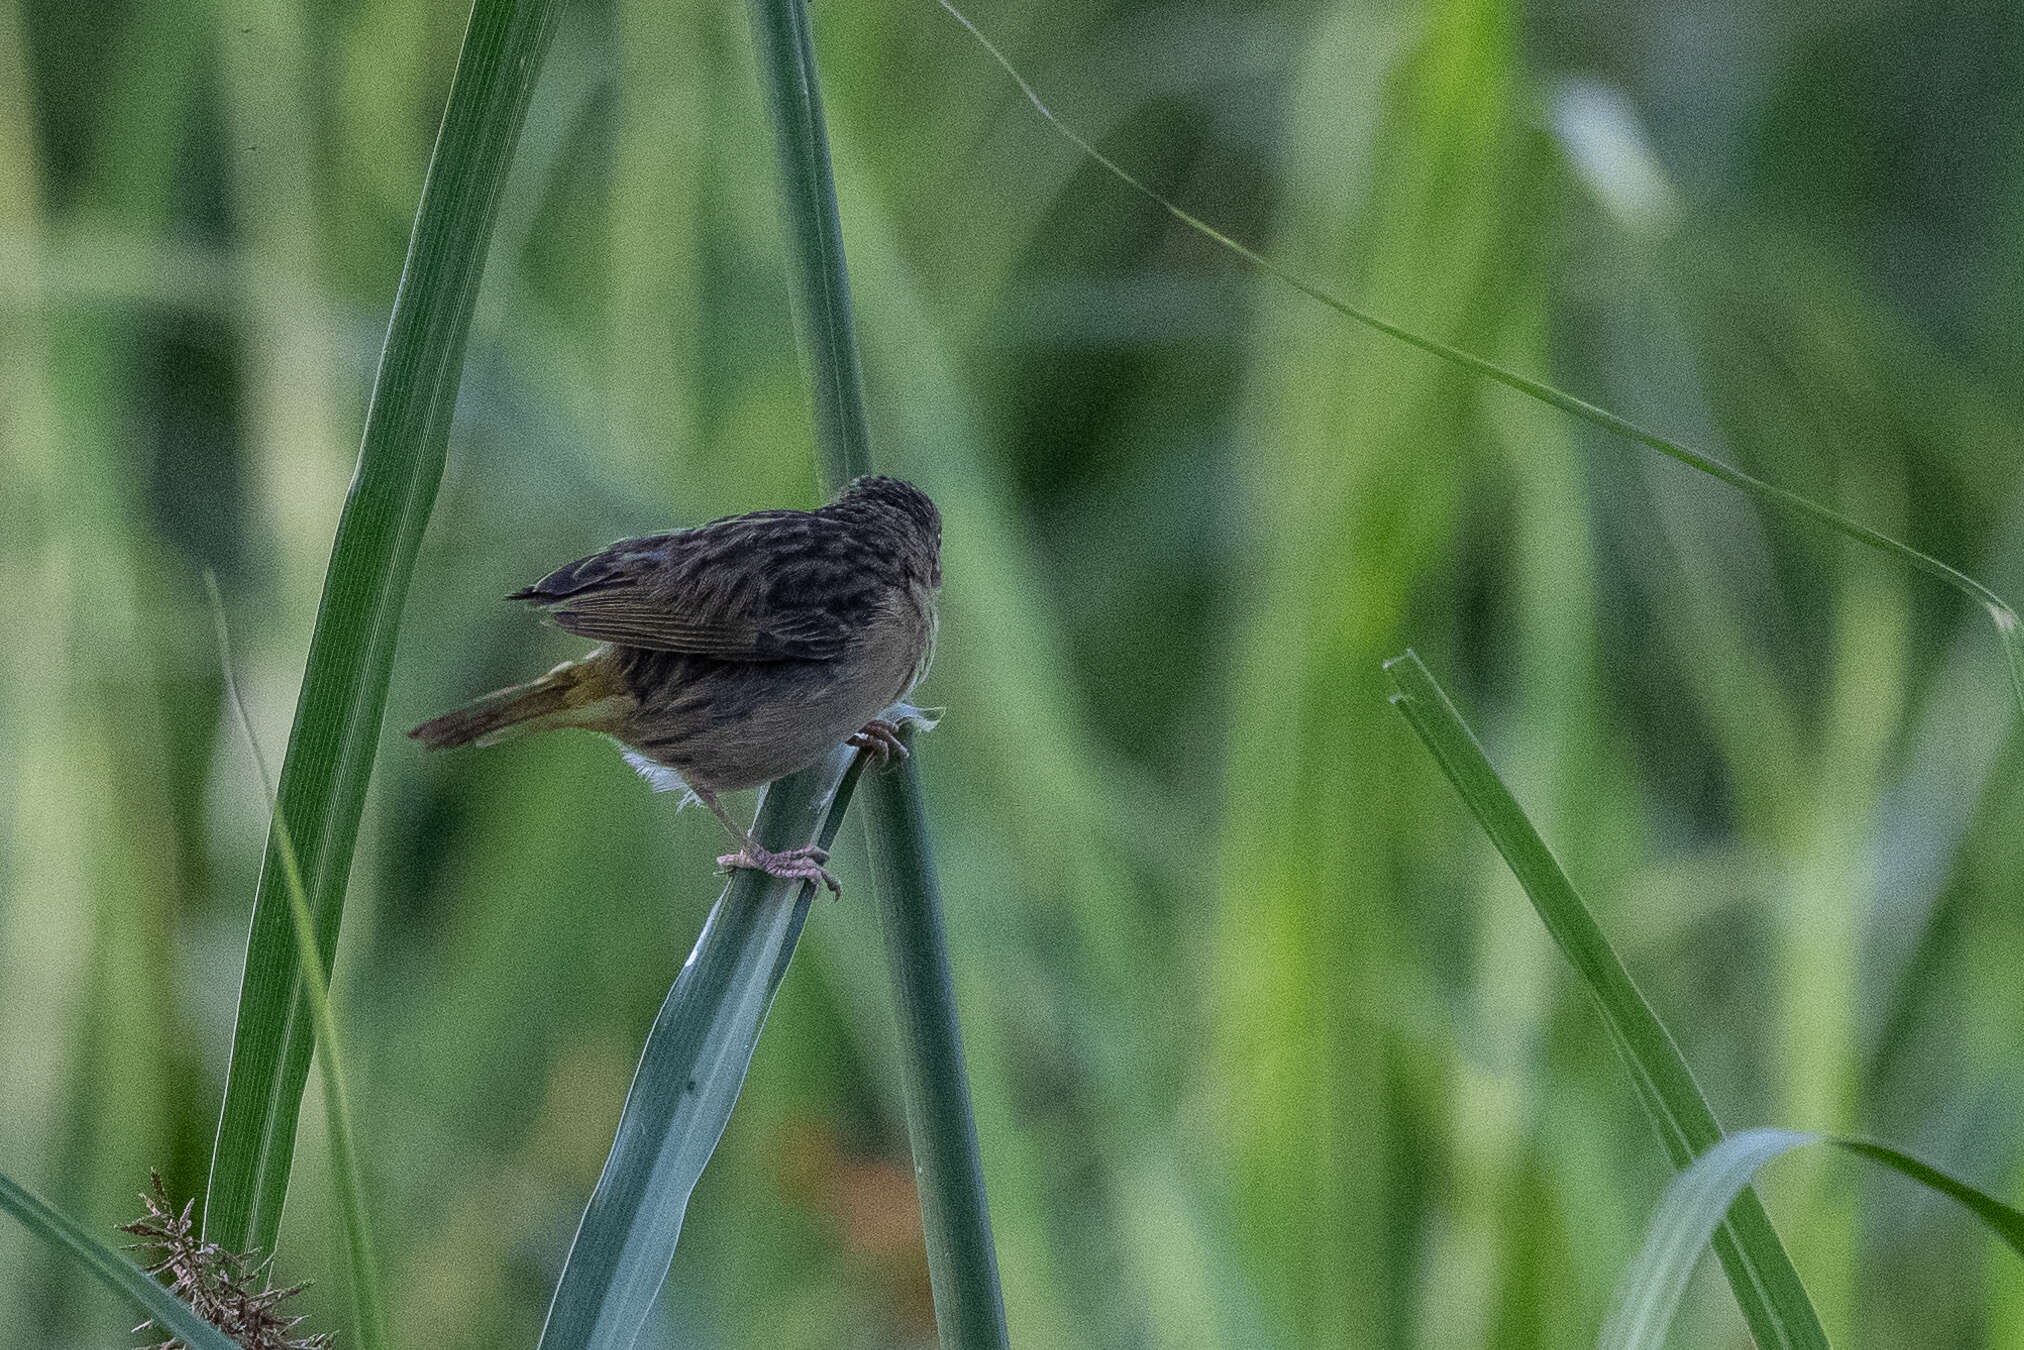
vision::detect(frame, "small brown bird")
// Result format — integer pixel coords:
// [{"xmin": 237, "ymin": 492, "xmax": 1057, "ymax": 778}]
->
[{"xmin": 410, "ymin": 475, "xmax": 941, "ymax": 893}]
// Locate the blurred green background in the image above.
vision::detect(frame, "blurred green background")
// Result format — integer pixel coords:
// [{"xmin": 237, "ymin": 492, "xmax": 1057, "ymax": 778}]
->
[{"xmin": 4, "ymin": 0, "xmax": 2023, "ymax": 1345}]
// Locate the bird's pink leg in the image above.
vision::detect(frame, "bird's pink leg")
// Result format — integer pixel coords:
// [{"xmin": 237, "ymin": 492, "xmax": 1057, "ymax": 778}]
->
[
  {"xmin": 693, "ymin": 787, "xmax": 840, "ymax": 896},
  {"xmin": 716, "ymin": 841, "xmax": 838, "ymax": 895},
  {"xmin": 847, "ymin": 718, "xmax": 909, "ymax": 767}
]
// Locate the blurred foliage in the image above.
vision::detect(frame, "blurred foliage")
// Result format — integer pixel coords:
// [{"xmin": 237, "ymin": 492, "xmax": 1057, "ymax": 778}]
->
[{"xmin": 2, "ymin": 0, "xmax": 2022, "ymax": 1347}]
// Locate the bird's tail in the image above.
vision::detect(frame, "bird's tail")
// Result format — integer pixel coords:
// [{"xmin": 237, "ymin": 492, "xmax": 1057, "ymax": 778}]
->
[{"xmin": 409, "ymin": 658, "xmax": 624, "ymax": 750}]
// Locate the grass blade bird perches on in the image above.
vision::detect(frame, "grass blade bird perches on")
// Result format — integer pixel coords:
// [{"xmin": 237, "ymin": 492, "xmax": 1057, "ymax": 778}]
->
[{"xmin": 535, "ymin": 740, "xmax": 880, "ymax": 1350}]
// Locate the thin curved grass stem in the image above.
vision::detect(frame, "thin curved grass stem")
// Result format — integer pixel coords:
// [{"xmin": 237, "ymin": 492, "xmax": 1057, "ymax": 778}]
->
[
  {"xmin": 206, "ymin": 576, "xmax": 387, "ymax": 1350},
  {"xmin": 934, "ymin": 0, "xmax": 2024, "ymax": 714}
]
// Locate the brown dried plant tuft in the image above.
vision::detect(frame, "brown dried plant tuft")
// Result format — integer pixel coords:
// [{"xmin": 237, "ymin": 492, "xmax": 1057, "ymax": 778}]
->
[{"xmin": 119, "ymin": 1173, "xmax": 333, "ymax": 1350}]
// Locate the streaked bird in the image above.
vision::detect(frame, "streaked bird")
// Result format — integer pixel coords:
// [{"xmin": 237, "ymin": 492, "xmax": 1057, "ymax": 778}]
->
[{"xmin": 410, "ymin": 475, "xmax": 941, "ymax": 893}]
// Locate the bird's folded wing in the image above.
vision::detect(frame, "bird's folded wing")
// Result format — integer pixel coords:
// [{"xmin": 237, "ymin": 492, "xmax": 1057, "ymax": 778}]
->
[{"xmin": 510, "ymin": 525, "xmax": 850, "ymax": 661}]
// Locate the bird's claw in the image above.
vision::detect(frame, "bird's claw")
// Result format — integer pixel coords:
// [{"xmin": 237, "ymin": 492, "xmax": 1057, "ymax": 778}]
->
[
  {"xmin": 848, "ymin": 719, "xmax": 910, "ymax": 768},
  {"xmin": 717, "ymin": 842, "xmax": 840, "ymax": 896}
]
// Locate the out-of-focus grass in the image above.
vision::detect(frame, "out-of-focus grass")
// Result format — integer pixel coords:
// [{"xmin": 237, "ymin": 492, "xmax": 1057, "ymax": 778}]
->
[
  {"xmin": 3, "ymin": 0, "xmax": 2022, "ymax": 1347},
  {"xmin": 1211, "ymin": 6, "xmax": 1536, "ymax": 1341}
]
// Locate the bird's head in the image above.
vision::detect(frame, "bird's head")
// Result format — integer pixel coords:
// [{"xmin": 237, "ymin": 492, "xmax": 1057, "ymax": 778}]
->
[{"xmin": 839, "ymin": 475, "xmax": 941, "ymax": 588}]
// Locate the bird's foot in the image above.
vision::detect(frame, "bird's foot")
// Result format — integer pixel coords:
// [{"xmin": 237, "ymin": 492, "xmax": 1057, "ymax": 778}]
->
[
  {"xmin": 847, "ymin": 719, "xmax": 909, "ymax": 767},
  {"xmin": 717, "ymin": 842, "xmax": 840, "ymax": 896}
]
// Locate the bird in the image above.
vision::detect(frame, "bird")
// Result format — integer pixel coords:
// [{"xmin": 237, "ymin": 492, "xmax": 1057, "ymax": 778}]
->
[{"xmin": 409, "ymin": 475, "xmax": 941, "ymax": 894}]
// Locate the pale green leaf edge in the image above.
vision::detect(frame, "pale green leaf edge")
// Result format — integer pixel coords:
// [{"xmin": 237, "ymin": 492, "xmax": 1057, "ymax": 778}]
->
[{"xmin": 1601, "ymin": 1128, "xmax": 2024, "ymax": 1350}]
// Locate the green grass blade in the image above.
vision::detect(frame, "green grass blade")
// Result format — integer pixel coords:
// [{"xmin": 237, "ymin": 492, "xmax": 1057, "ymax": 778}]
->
[
  {"xmin": 203, "ymin": 0, "xmax": 568, "ymax": 1256},
  {"xmin": 536, "ymin": 746, "xmax": 867, "ymax": 1350},
  {"xmin": 745, "ymin": 0, "xmax": 874, "ymax": 486},
  {"xmin": 1384, "ymin": 649, "xmax": 1828, "ymax": 1349},
  {"xmin": 207, "ymin": 577, "xmax": 387, "ymax": 1350},
  {"xmin": 938, "ymin": 0, "xmax": 2024, "ymax": 716},
  {"xmin": 0, "ymin": 1171, "xmax": 243, "ymax": 1350},
  {"xmin": 744, "ymin": 0, "xmax": 1010, "ymax": 1344},
  {"xmin": 862, "ymin": 719, "xmax": 1012, "ymax": 1350},
  {"xmin": 1603, "ymin": 1129, "xmax": 2024, "ymax": 1350}
]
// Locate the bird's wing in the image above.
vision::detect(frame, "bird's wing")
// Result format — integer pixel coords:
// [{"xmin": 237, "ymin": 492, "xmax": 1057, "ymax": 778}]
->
[{"xmin": 509, "ymin": 514, "xmax": 853, "ymax": 660}]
